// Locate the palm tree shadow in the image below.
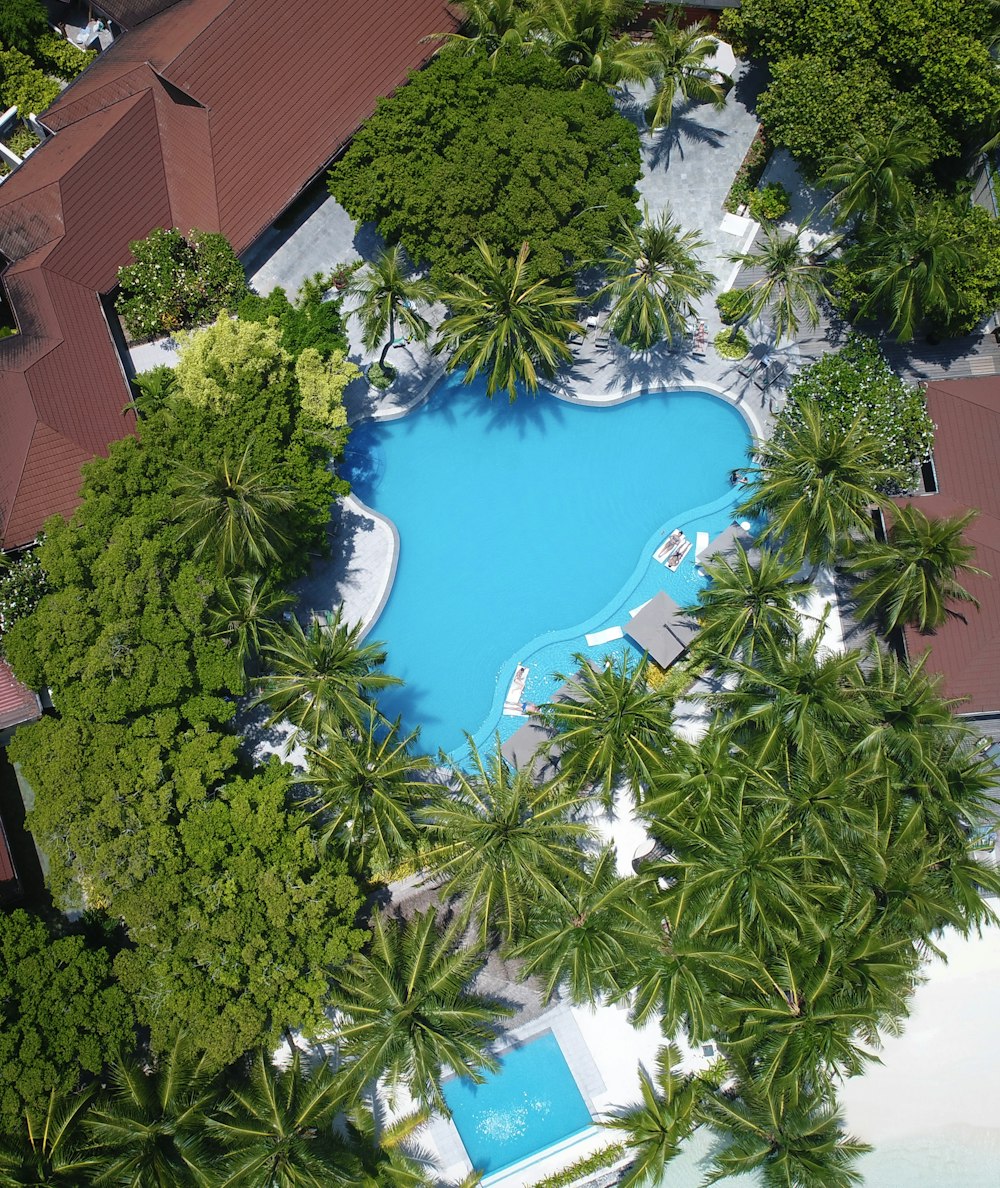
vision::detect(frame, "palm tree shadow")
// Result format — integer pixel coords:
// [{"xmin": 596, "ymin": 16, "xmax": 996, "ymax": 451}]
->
[{"xmin": 643, "ymin": 107, "xmax": 730, "ymax": 172}]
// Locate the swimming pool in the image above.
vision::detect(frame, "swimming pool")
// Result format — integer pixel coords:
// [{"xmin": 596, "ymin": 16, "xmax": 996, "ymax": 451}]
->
[
  {"xmin": 343, "ymin": 375, "xmax": 750, "ymax": 757},
  {"xmin": 442, "ymin": 1030, "xmax": 594, "ymax": 1177}
]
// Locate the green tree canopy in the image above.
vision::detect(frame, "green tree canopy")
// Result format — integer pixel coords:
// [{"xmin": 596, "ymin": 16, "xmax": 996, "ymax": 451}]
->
[
  {"xmin": 0, "ymin": 912, "xmax": 135, "ymax": 1135},
  {"xmin": 328, "ymin": 50, "xmax": 641, "ymax": 286}
]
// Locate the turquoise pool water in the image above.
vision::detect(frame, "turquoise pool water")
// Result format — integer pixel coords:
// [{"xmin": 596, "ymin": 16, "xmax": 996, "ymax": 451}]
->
[
  {"xmin": 442, "ymin": 1030, "xmax": 594, "ymax": 1176},
  {"xmin": 343, "ymin": 375, "xmax": 750, "ymax": 757}
]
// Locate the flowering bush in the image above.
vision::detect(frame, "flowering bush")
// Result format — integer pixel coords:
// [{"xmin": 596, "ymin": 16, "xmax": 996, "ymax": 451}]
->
[
  {"xmin": 0, "ymin": 548, "xmax": 47, "ymax": 653},
  {"xmin": 778, "ymin": 333, "xmax": 934, "ymax": 491},
  {"xmin": 747, "ymin": 181, "xmax": 791, "ymax": 222},
  {"xmin": 116, "ymin": 228, "xmax": 248, "ymax": 341}
]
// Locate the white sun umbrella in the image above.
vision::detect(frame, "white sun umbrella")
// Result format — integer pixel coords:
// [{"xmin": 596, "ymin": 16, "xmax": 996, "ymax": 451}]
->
[{"xmin": 703, "ymin": 37, "xmax": 737, "ymax": 81}]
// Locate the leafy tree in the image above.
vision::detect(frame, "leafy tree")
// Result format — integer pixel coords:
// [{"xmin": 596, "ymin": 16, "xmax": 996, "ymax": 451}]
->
[
  {"xmin": 436, "ymin": 239, "xmax": 581, "ymax": 400},
  {"xmin": 173, "ymin": 445, "xmax": 296, "ymax": 574},
  {"xmin": 600, "ymin": 205, "xmax": 715, "ymax": 350},
  {"xmin": 350, "ymin": 246, "xmax": 435, "ymax": 369},
  {"xmin": 302, "ymin": 712, "xmax": 438, "ymax": 877},
  {"xmin": 112, "ymin": 765, "xmax": 367, "ymax": 1067},
  {"xmin": 0, "ymin": 1088, "xmax": 100, "ymax": 1186},
  {"xmin": 844, "ymin": 504, "xmax": 985, "ymax": 633},
  {"xmin": 210, "ymin": 1052, "xmax": 351, "ymax": 1187},
  {"xmin": 738, "ymin": 400, "xmax": 903, "ymax": 573},
  {"xmin": 237, "ymin": 280, "xmax": 349, "ymax": 360},
  {"xmin": 0, "ymin": 0, "xmax": 47, "ymax": 53},
  {"xmin": 421, "ymin": 738, "xmax": 595, "ymax": 943},
  {"xmin": 254, "ymin": 609, "xmax": 401, "ymax": 743},
  {"xmin": 640, "ymin": 14, "xmax": 729, "ymax": 130},
  {"xmin": 820, "ymin": 120, "xmax": 934, "ymax": 227},
  {"xmin": 0, "ymin": 47, "xmax": 60, "ymax": 116},
  {"xmin": 84, "ymin": 1037, "xmax": 220, "ymax": 1187},
  {"xmin": 776, "ymin": 334, "xmax": 933, "ymax": 488},
  {"xmin": 0, "ymin": 912, "xmax": 135, "ymax": 1134},
  {"xmin": 116, "ymin": 228, "xmax": 248, "ymax": 340},
  {"xmin": 541, "ymin": 651, "xmax": 674, "ymax": 807},
  {"xmin": 727, "ymin": 222, "xmax": 834, "ymax": 343},
  {"xmin": 328, "ymin": 50, "xmax": 641, "ymax": 286},
  {"xmin": 688, "ymin": 544, "xmax": 808, "ymax": 664},
  {"xmin": 333, "ymin": 909, "xmax": 510, "ymax": 1108},
  {"xmin": 0, "ymin": 547, "xmax": 46, "ymax": 652},
  {"xmin": 294, "ymin": 348, "xmax": 358, "ymax": 436},
  {"xmin": 172, "ymin": 316, "xmax": 292, "ymax": 412}
]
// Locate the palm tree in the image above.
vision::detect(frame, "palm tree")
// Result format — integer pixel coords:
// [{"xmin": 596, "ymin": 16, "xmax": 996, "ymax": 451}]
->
[
  {"xmin": 420, "ymin": 738, "xmax": 595, "ymax": 943},
  {"xmin": 541, "ymin": 652, "xmax": 674, "ymax": 808},
  {"xmin": 207, "ymin": 573, "xmax": 294, "ymax": 672},
  {"xmin": 688, "ymin": 544, "xmax": 809, "ymax": 664},
  {"xmin": 738, "ymin": 400, "xmax": 904, "ymax": 573},
  {"xmin": 640, "ymin": 15, "xmax": 730, "ymax": 131},
  {"xmin": 435, "ymin": 239, "xmax": 582, "ymax": 401},
  {"xmin": 350, "ymin": 246, "xmax": 434, "ymax": 369},
  {"xmin": 605, "ymin": 1047, "xmax": 712, "ymax": 1188},
  {"xmin": 0, "ymin": 1089, "xmax": 100, "ymax": 1186},
  {"xmin": 84, "ymin": 1037, "xmax": 220, "ymax": 1187},
  {"xmin": 697, "ymin": 1078, "xmax": 870, "ymax": 1187},
  {"xmin": 727, "ymin": 222, "xmax": 835, "ymax": 342},
  {"xmin": 508, "ymin": 847, "xmax": 643, "ymax": 1004},
  {"xmin": 843, "ymin": 504, "xmax": 984, "ymax": 633},
  {"xmin": 849, "ymin": 196, "xmax": 970, "ymax": 341},
  {"xmin": 333, "ymin": 909, "xmax": 510, "ymax": 1108},
  {"xmin": 820, "ymin": 121, "xmax": 934, "ymax": 227},
  {"xmin": 254, "ymin": 607, "xmax": 401, "ymax": 742},
  {"xmin": 338, "ymin": 1092, "xmax": 436, "ymax": 1188},
  {"xmin": 302, "ymin": 712, "xmax": 437, "ymax": 875},
  {"xmin": 210, "ymin": 1051, "xmax": 352, "ymax": 1188},
  {"xmin": 541, "ymin": 0, "xmax": 649, "ymax": 89},
  {"xmin": 173, "ymin": 445, "xmax": 295, "ymax": 573},
  {"xmin": 599, "ymin": 205, "xmax": 715, "ymax": 350},
  {"xmin": 435, "ymin": 0, "xmax": 541, "ymax": 69}
]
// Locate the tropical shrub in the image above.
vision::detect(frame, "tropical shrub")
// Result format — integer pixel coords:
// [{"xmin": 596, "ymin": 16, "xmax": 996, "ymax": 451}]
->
[
  {"xmin": 713, "ymin": 327, "xmax": 750, "ymax": 359},
  {"xmin": 0, "ymin": 47, "xmax": 60, "ymax": 116},
  {"xmin": 33, "ymin": 32, "xmax": 97, "ymax": 79},
  {"xmin": 747, "ymin": 180, "xmax": 791, "ymax": 222},
  {"xmin": 716, "ymin": 287, "xmax": 749, "ymax": 324},
  {"xmin": 723, "ymin": 126, "xmax": 771, "ymax": 213},
  {"xmin": 4, "ymin": 122, "xmax": 38, "ymax": 158},
  {"xmin": 237, "ymin": 280, "xmax": 349, "ymax": 359},
  {"xmin": 116, "ymin": 227, "xmax": 248, "ymax": 340},
  {"xmin": 776, "ymin": 333, "xmax": 932, "ymax": 490},
  {"xmin": 366, "ymin": 360, "xmax": 396, "ymax": 390},
  {"xmin": 328, "ymin": 50, "xmax": 641, "ymax": 285},
  {"xmin": 0, "ymin": 547, "xmax": 46, "ymax": 650},
  {"xmin": 295, "ymin": 348, "xmax": 357, "ymax": 433}
]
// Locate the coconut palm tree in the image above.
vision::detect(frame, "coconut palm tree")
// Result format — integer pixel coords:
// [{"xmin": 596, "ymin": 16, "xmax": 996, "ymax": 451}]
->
[
  {"xmin": 420, "ymin": 738, "xmax": 595, "ymax": 943},
  {"xmin": 604, "ymin": 1046, "xmax": 713, "ymax": 1188},
  {"xmin": 541, "ymin": 651, "xmax": 674, "ymax": 809},
  {"xmin": 848, "ymin": 196, "xmax": 971, "ymax": 341},
  {"xmin": 209, "ymin": 1051, "xmax": 352, "ymax": 1188},
  {"xmin": 540, "ymin": 0, "xmax": 649, "ymax": 89},
  {"xmin": 349, "ymin": 246, "xmax": 434, "ymax": 369},
  {"xmin": 434, "ymin": 0, "xmax": 541, "ymax": 68},
  {"xmin": 688, "ymin": 544, "xmax": 809, "ymax": 664},
  {"xmin": 599, "ymin": 205, "xmax": 715, "ymax": 350},
  {"xmin": 843, "ymin": 504, "xmax": 985, "ymax": 633},
  {"xmin": 697, "ymin": 1077, "xmax": 870, "ymax": 1187},
  {"xmin": 640, "ymin": 14, "xmax": 730, "ymax": 131},
  {"xmin": 333, "ymin": 909, "xmax": 510, "ymax": 1109},
  {"xmin": 0, "ymin": 1088, "xmax": 100, "ymax": 1186},
  {"xmin": 337, "ymin": 1093, "xmax": 436, "ymax": 1188},
  {"xmin": 820, "ymin": 121, "xmax": 934, "ymax": 227},
  {"xmin": 301, "ymin": 712, "xmax": 437, "ymax": 875},
  {"xmin": 727, "ymin": 222, "xmax": 835, "ymax": 343},
  {"xmin": 738, "ymin": 400, "xmax": 904, "ymax": 573},
  {"xmin": 435, "ymin": 239, "xmax": 582, "ymax": 401},
  {"xmin": 253, "ymin": 608, "xmax": 401, "ymax": 742},
  {"xmin": 173, "ymin": 445, "xmax": 295, "ymax": 574},
  {"xmin": 84, "ymin": 1037, "xmax": 220, "ymax": 1187},
  {"xmin": 207, "ymin": 573, "xmax": 294, "ymax": 673},
  {"xmin": 508, "ymin": 847, "xmax": 643, "ymax": 1004}
]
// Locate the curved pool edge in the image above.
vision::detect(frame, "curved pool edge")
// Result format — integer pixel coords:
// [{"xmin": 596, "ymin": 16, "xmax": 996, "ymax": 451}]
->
[{"xmin": 340, "ymin": 492, "xmax": 401, "ymax": 639}]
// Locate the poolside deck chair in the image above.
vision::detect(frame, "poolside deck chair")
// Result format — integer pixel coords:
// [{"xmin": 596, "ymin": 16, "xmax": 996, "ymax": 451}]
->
[
  {"xmin": 755, "ymin": 360, "xmax": 787, "ymax": 391},
  {"xmin": 739, "ymin": 353, "xmax": 768, "ymax": 379},
  {"xmin": 593, "ymin": 310, "xmax": 610, "ymax": 350}
]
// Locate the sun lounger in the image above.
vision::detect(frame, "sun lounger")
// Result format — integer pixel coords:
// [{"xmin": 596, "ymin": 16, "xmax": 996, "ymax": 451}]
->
[
  {"xmin": 755, "ymin": 360, "xmax": 788, "ymax": 391},
  {"xmin": 738, "ymin": 354, "xmax": 766, "ymax": 379},
  {"xmin": 654, "ymin": 528, "xmax": 684, "ymax": 563},
  {"xmin": 593, "ymin": 310, "xmax": 610, "ymax": 350},
  {"xmin": 585, "ymin": 625, "xmax": 624, "ymax": 646},
  {"xmin": 503, "ymin": 663, "xmax": 530, "ymax": 715},
  {"xmin": 694, "ymin": 531, "xmax": 710, "ymax": 563},
  {"xmin": 665, "ymin": 537, "xmax": 692, "ymax": 571},
  {"xmin": 692, "ymin": 319, "xmax": 707, "ymax": 358}
]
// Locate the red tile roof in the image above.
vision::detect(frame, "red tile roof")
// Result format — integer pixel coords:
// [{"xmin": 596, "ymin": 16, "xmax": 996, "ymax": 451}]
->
[
  {"xmin": 0, "ymin": 659, "xmax": 41, "ymax": 732},
  {"xmin": 0, "ymin": 0, "xmax": 459, "ymax": 549},
  {"xmin": 0, "ymin": 813, "xmax": 17, "ymax": 894},
  {"xmin": 93, "ymin": 1, "xmax": 183, "ymax": 29},
  {"xmin": 899, "ymin": 378, "xmax": 1000, "ymax": 715}
]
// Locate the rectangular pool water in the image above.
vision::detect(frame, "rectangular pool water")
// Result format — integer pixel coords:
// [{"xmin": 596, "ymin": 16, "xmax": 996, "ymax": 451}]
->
[{"xmin": 443, "ymin": 1030, "xmax": 594, "ymax": 1177}]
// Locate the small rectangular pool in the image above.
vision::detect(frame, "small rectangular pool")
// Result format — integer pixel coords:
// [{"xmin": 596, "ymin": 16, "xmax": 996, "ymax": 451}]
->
[{"xmin": 442, "ymin": 1030, "xmax": 594, "ymax": 1177}]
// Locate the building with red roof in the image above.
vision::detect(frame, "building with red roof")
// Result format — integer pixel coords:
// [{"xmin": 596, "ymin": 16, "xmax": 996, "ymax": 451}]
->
[
  {"xmin": 0, "ymin": 0, "xmax": 459, "ymax": 549},
  {"xmin": 899, "ymin": 377, "xmax": 1000, "ymax": 718}
]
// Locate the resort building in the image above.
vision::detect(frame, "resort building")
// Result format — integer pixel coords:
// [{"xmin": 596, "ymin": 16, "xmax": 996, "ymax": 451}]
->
[
  {"xmin": 898, "ymin": 376, "xmax": 1000, "ymax": 725},
  {"xmin": 0, "ymin": 0, "xmax": 459, "ymax": 550}
]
